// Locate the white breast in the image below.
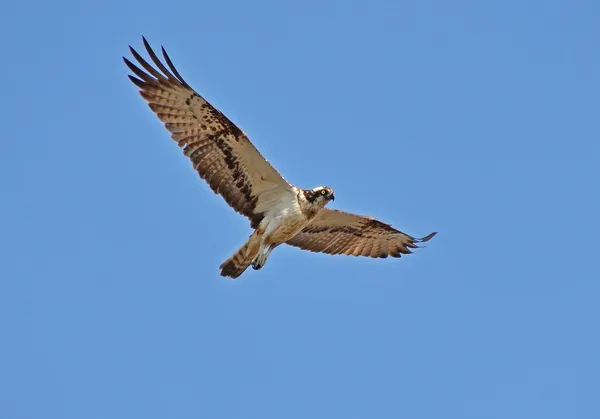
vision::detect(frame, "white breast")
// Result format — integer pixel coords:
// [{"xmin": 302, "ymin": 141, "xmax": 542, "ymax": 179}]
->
[{"xmin": 260, "ymin": 190, "xmax": 309, "ymax": 245}]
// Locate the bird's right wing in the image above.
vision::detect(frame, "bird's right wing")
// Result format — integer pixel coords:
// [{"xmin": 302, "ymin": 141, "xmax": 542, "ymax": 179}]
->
[
  {"xmin": 286, "ymin": 208, "xmax": 436, "ymax": 258},
  {"xmin": 123, "ymin": 37, "xmax": 294, "ymax": 228}
]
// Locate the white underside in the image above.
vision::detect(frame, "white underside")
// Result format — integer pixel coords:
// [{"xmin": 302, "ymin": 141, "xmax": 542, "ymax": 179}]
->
[{"xmin": 248, "ymin": 187, "xmax": 318, "ymax": 270}]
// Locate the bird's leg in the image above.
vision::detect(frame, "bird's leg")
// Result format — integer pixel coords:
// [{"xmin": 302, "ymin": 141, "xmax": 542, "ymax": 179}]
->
[
  {"xmin": 252, "ymin": 243, "xmax": 279, "ymax": 270},
  {"xmin": 251, "ymin": 238, "xmax": 266, "ymax": 270}
]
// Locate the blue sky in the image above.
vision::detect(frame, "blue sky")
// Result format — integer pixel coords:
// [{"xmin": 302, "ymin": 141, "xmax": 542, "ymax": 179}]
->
[{"xmin": 1, "ymin": 0, "xmax": 599, "ymax": 418}]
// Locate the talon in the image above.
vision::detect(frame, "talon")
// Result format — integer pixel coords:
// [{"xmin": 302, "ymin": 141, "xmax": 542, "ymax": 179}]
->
[{"xmin": 251, "ymin": 249, "xmax": 270, "ymax": 271}]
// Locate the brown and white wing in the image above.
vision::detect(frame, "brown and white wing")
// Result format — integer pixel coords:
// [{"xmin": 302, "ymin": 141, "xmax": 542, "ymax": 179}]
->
[
  {"xmin": 286, "ymin": 208, "xmax": 436, "ymax": 258},
  {"xmin": 123, "ymin": 37, "xmax": 293, "ymax": 228}
]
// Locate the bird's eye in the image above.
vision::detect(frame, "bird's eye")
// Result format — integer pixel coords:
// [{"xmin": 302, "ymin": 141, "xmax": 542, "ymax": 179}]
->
[{"xmin": 321, "ymin": 190, "xmax": 327, "ymax": 195}]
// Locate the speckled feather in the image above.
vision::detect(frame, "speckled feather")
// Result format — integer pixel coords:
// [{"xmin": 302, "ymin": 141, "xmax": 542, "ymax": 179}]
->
[
  {"xmin": 286, "ymin": 209, "xmax": 437, "ymax": 258},
  {"xmin": 124, "ymin": 38, "xmax": 436, "ymax": 277},
  {"xmin": 123, "ymin": 37, "xmax": 293, "ymax": 229}
]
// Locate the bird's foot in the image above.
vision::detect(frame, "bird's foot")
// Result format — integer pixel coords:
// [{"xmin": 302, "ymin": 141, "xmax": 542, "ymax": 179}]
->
[{"xmin": 252, "ymin": 253, "xmax": 268, "ymax": 270}]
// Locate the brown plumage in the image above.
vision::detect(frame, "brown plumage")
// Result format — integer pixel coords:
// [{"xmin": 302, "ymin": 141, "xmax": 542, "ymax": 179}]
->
[
  {"xmin": 123, "ymin": 37, "xmax": 291, "ymax": 230},
  {"xmin": 286, "ymin": 209, "xmax": 436, "ymax": 258},
  {"xmin": 124, "ymin": 38, "xmax": 436, "ymax": 278}
]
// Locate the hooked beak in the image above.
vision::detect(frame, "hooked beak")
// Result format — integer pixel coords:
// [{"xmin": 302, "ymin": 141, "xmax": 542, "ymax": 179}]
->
[{"xmin": 329, "ymin": 193, "xmax": 335, "ymax": 201}]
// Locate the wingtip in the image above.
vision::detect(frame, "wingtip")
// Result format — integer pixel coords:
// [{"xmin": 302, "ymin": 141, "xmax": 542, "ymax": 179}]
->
[
  {"xmin": 161, "ymin": 45, "xmax": 171, "ymax": 63},
  {"xmin": 419, "ymin": 231, "xmax": 437, "ymax": 242},
  {"xmin": 122, "ymin": 56, "xmax": 139, "ymax": 74}
]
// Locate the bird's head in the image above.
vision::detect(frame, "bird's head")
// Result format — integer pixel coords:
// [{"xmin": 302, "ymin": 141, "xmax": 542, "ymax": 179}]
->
[{"xmin": 309, "ymin": 186, "xmax": 335, "ymax": 206}]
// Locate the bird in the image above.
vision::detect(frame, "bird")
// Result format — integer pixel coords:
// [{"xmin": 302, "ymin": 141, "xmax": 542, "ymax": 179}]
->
[{"xmin": 123, "ymin": 37, "xmax": 436, "ymax": 279}]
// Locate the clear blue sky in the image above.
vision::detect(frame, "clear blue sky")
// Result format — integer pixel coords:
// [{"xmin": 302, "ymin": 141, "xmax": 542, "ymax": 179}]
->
[{"xmin": 1, "ymin": 0, "xmax": 599, "ymax": 418}]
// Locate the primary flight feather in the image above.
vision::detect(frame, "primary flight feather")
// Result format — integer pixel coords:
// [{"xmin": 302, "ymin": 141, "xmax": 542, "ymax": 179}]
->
[{"xmin": 124, "ymin": 37, "xmax": 436, "ymax": 278}]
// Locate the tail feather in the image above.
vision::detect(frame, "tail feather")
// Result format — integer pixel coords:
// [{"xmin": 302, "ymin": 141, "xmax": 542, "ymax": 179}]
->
[{"xmin": 219, "ymin": 233, "xmax": 261, "ymax": 279}]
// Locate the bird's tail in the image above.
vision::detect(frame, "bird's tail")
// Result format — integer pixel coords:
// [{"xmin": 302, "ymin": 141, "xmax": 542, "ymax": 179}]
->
[{"xmin": 219, "ymin": 232, "xmax": 261, "ymax": 279}]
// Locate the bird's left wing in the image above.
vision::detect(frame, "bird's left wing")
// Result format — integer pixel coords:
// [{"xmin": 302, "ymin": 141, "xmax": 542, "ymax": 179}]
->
[
  {"xmin": 286, "ymin": 208, "xmax": 436, "ymax": 258},
  {"xmin": 123, "ymin": 37, "xmax": 294, "ymax": 228}
]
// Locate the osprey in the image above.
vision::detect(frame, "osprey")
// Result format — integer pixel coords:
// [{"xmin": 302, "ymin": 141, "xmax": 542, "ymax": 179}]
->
[{"xmin": 124, "ymin": 38, "xmax": 436, "ymax": 279}]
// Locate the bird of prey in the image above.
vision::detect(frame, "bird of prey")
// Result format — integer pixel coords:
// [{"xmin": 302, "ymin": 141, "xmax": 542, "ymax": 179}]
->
[{"xmin": 123, "ymin": 37, "xmax": 436, "ymax": 279}]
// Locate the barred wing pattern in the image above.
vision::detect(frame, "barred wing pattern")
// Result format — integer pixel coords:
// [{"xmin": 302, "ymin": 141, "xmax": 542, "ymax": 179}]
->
[
  {"xmin": 123, "ymin": 37, "xmax": 293, "ymax": 228},
  {"xmin": 286, "ymin": 209, "xmax": 437, "ymax": 258}
]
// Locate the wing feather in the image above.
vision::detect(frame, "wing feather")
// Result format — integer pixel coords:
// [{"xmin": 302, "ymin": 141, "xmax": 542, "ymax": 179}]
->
[
  {"xmin": 124, "ymin": 37, "xmax": 293, "ymax": 228},
  {"xmin": 286, "ymin": 208, "xmax": 436, "ymax": 258}
]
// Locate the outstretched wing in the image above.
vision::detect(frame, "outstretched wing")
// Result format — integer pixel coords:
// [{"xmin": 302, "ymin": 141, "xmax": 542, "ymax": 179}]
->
[
  {"xmin": 123, "ymin": 37, "xmax": 293, "ymax": 228},
  {"xmin": 286, "ymin": 208, "xmax": 436, "ymax": 258}
]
